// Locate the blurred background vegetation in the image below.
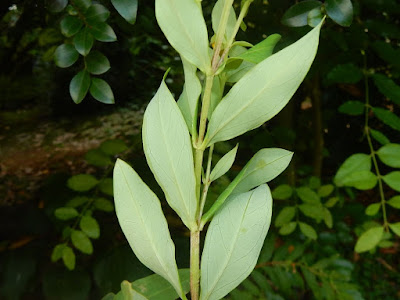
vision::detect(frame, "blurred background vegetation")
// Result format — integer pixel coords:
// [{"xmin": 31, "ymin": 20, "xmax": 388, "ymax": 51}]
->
[{"xmin": 0, "ymin": 0, "xmax": 399, "ymax": 299}]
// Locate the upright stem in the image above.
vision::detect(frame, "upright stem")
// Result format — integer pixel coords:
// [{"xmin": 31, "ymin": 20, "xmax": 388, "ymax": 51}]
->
[{"xmin": 190, "ymin": 230, "xmax": 200, "ymax": 300}]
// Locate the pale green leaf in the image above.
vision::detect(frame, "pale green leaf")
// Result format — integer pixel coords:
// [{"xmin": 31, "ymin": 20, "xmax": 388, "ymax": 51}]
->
[
  {"xmin": 376, "ymin": 143, "xmax": 400, "ymax": 168},
  {"xmin": 71, "ymin": 230, "xmax": 93, "ymax": 254},
  {"xmin": 121, "ymin": 281, "xmax": 148, "ymax": 300},
  {"xmin": 113, "ymin": 159, "xmax": 184, "ymax": 298},
  {"xmin": 205, "ymin": 21, "xmax": 323, "ymax": 145},
  {"xmin": 111, "ymin": 0, "xmax": 138, "ymax": 24},
  {"xmin": 271, "ymin": 184, "xmax": 293, "ymax": 200},
  {"xmin": 62, "ymin": 246, "xmax": 76, "ymax": 270},
  {"xmin": 389, "ymin": 223, "xmax": 400, "ymax": 237},
  {"xmin": 155, "ymin": 0, "xmax": 211, "ymax": 73},
  {"xmin": 212, "ymin": 0, "xmax": 237, "ymax": 43},
  {"xmin": 275, "ymin": 206, "xmax": 296, "ymax": 227},
  {"xmin": 279, "ymin": 222, "xmax": 297, "ymax": 235},
  {"xmin": 365, "ymin": 203, "xmax": 381, "ymax": 216},
  {"xmin": 177, "ymin": 57, "xmax": 201, "ymax": 134},
  {"xmin": 200, "ymin": 185, "xmax": 272, "ymax": 300},
  {"xmin": 232, "ymin": 148, "xmax": 293, "ymax": 194},
  {"xmin": 55, "ymin": 207, "xmax": 79, "ymax": 220},
  {"xmin": 296, "ymin": 186, "xmax": 320, "ymax": 204},
  {"xmin": 210, "ymin": 144, "xmax": 238, "ymax": 182},
  {"xmin": 142, "ymin": 80, "xmax": 197, "ymax": 230},
  {"xmin": 299, "ymin": 222, "xmax": 317, "ymax": 240},
  {"xmin": 237, "ymin": 34, "xmax": 281, "ymax": 64},
  {"xmin": 334, "ymin": 153, "xmax": 371, "ymax": 186},
  {"xmin": 382, "ymin": 171, "xmax": 400, "ymax": 192},
  {"xmin": 67, "ymin": 174, "xmax": 98, "ymax": 191},
  {"xmin": 208, "ymin": 76, "xmax": 224, "ymax": 119},
  {"xmin": 355, "ymin": 226, "xmax": 384, "ymax": 253},
  {"xmin": 80, "ymin": 215, "xmax": 100, "ymax": 239},
  {"xmin": 387, "ymin": 195, "xmax": 400, "ymax": 209},
  {"xmin": 340, "ymin": 170, "xmax": 377, "ymax": 190}
]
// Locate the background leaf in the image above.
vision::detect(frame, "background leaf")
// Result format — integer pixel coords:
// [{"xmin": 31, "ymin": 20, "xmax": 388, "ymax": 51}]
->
[
  {"xmin": 370, "ymin": 129, "xmax": 390, "ymax": 145},
  {"xmin": 90, "ymin": 23, "xmax": 117, "ymax": 42},
  {"xmin": 237, "ymin": 34, "xmax": 281, "ymax": 64},
  {"xmin": 74, "ymin": 27, "xmax": 94, "ymax": 56},
  {"xmin": 271, "ymin": 184, "xmax": 293, "ymax": 200},
  {"xmin": 69, "ymin": 70, "xmax": 91, "ymax": 104},
  {"xmin": 373, "ymin": 74, "xmax": 400, "ymax": 105},
  {"xmin": 210, "ymin": 144, "xmax": 238, "ymax": 182},
  {"xmin": 376, "ymin": 143, "xmax": 400, "ymax": 168},
  {"xmin": 212, "ymin": 0, "xmax": 237, "ymax": 43},
  {"xmin": 86, "ymin": 4, "xmax": 110, "ymax": 23},
  {"xmin": 55, "ymin": 207, "xmax": 79, "ymax": 220},
  {"xmin": 281, "ymin": 1, "xmax": 323, "ymax": 27},
  {"xmin": 299, "ymin": 222, "xmax": 317, "ymax": 240},
  {"xmin": 355, "ymin": 226, "xmax": 384, "ymax": 253},
  {"xmin": 67, "ymin": 174, "xmax": 98, "ymax": 191},
  {"xmin": 85, "ymin": 51, "xmax": 110, "ymax": 75},
  {"xmin": 54, "ymin": 44, "xmax": 79, "ymax": 68},
  {"xmin": 60, "ymin": 16, "xmax": 83, "ymax": 37},
  {"xmin": 71, "ymin": 230, "xmax": 93, "ymax": 254},
  {"xmin": 325, "ymin": 0, "xmax": 353, "ymax": 27},
  {"xmin": 90, "ymin": 78, "xmax": 115, "ymax": 104},
  {"xmin": 111, "ymin": 0, "xmax": 138, "ymax": 24}
]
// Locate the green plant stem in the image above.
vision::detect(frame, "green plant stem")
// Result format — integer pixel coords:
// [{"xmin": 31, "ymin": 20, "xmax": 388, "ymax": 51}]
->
[
  {"xmin": 198, "ymin": 145, "xmax": 214, "ymax": 223},
  {"xmin": 190, "ymin": 230, "xmax": 200, "ymax": 300}
]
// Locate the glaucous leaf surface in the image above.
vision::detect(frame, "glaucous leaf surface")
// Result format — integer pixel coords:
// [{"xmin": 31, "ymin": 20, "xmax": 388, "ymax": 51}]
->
[
  {"xmin": 111, "ymin": 0, "xmax": 138, "ymax": 24},
  {"xmin": 237, "ymin": 34, "xmax": 281, "ymax": 64},
  {"xmin": 121, "ymin": 281, "xmax": 148, "ymax": 299},
  {"xmin": 155, "ymin": 0, "xmax": 211, "ymax": 73},
  {"xmin": 177, "ymin": 57, "xmax": 202, "ymax": 134},
  {"xmin": 80, "ymin": 215, "xmax": 100, "ymax": 239},
  {"xmin": 200, "ymin": 185, "xmax": 272, "ymax": 300},
  {"xmin": 340, "ymin": 170, "xmax": 377, "ymax": 190},
  {"xmin": 334, "ymin": 153, "xmax": 371, "ymax": 187},
  {"xmin": 90, "ymin": 78, "xmax": 114, "ymax": 104},
  {"xmin": 389, "ymin": 223, "xmax": 400, "ymax": 237},
  {"xmin": 70, "ymin": 70, "xmax": 91, "ymax": 104},
  {"xmin": 325, "ymin": 0, "xmax": 353, "ymax": 27},
  {"xmin": 143, "ymin": 81, "xmax": 197, "ymax": 230},
  {"xmin": 387, "ymin": 196, "xmax": 400, "ymax": 209},
  {"xmin": 113, "ymin": 159, "xmax": 184, "ymax": 297},
  {"xmin": 232, "ymin": 148, "xmax": 293, "ymax": 194},
  {"xmin": 355, "ymin": 226, "xmax": 384, "ymax": 253},
  {"xmin": 205, "ymin": 21, "xmax": 323, "ymax": 145},
  {"xmin": 376, "ymin": 143, "xmax": 400, "ymax": 168},
  {"xmin": 212, "ymin": 0, "xmax": 236, "ymax": 43},
  {"xmin": 210, "ymin": 144, "xmax": 238, "ymax": 182},
  {"xmin": 281, "ymin": 0, "xmax": 322, "ymax": 27}
]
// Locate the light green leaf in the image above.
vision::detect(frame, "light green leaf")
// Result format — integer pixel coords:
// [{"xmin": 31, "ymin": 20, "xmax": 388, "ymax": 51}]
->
[
  {"xmin": 237, "ymin": 34, "xmax": 281, "ymax": 64},
  {"xmin": 80, "ymin": 215, "xmax": 100, "ymax": 239},
  {"xmin": 62, "ymin": 246, "xmax": 76, "ymax": 270},
  {"xmin": 205, "ymin": 21, "xmax": 323, "ymax": 145},
  {"xmin": 142, "ymin": 81, "xmax": 197, "ymax": 230},
  {"xmin": 299, "ymin": 222, "xmax": 317, "ymax": 240},
  {"xmin": 275, "ymin": 206, "xmax": 296, "ymax": 227},
  {"xmin": 71, "ymin": 230, "xmax": 93, "ymax": 254},
  {"xmin": 54, "ymin": 44, "xmax": 79, "ymax": 68},
  {"xmin": 232, "ymin": 148, "xmax": 293, "ymax": 194},
  {"xmin": 155, "ymin": 0, "xmax": 211, "ymax": 73},
  {"xmin": 208, "ymin": 75, "xmax": 224, "ymax": 119},
  {"xmin": 113, "ymin": 160, "xmax": 184, "ymax": 298},
  {"xmin": 90, "ymin": 78, "xmax": 114, "ymax": 104},
  {"xmin": 70, "ymin": 70, "xmax": 91, "ymax": 104},
  {"xmin": 279, "ymin": 222, "xmax": 297, "ymax": 235},
  {"xmin": 74, "ymin": 27, "xmax": 94, "ymax": 56},
  {"xmin": 85, "ymin": 51, "xmax": 110, "ymax": 75},
  {"xmin": 212, "ymin": 0, "xmax": 237, "ymax": 43},
  {"xmin": 323, "ymin": 207, "xmax": 333, "ymax": 228},
  {"xmin": 365, "ymin": 203, "xmax": 381, "ymax": 216},
  {"xmin": 90, "ymin": 22, "xmax": 117, "ymax": 42},
  {"xmin": 334, "ymin": 153, "xmax": 371, "ymax": 186},
  {"xmin": 370, "ymin": 129, "xmax": 390, "ymax": 145},
  {"xmin": 389, "ymin": 223, "xmax": 400, "ymax": 237},
  {"xmin": 93, "ymin": 198, "xmax": 114, "ymax": 212},
  {"xmin": 60, "ymin": 16, "xmax": 83, "ymax": 37},
  {"xmin": 340, "ymin": 170, "xmax": 378, "ymax": 190},
  {"xmin": 318, "ymin": 184, "xmax": 334, "ymax": 197},
  {"xmin": 338, "ymin": 101, "xmax": 365, "ymax": 116},
  {"xmin": 200, "ymin": 185, "xmax": 272, "ymax": 300},
  {"xmin": 355, "ymin": 226, "xmax": 384, "ymax": 253},
  {"xmin": 51, "ymin": 244, "xmax": 66, "ymax": 262},
  {"xmin": 99, "ymin": 178, "xmax": 113, "ymax": 196},
  {"xmin": 373, "ymin": 107, "xmax": 400, "ymax": 131},
  {"xmin": 55, "ymin": 207, "xmax": 79, "ymax": 220},
  {"xmin": 271, "ymin": 184, "xmax": 293, "ymax": 200},
  {"xmin": 85, "ymin": 4, "xmax": 110, "ymax": 23},
  {"xmin": 111, "ymin": 0, "xmax": 138, "ymax": 24},
  {"xmin": 210, "ymin": 144, "xmax": 238, "ymax": 182},
  {"xmin": 281, "ymin": 0, "xmax": 323, "ymax": 27},
  {"xmin": 121, "ymin": 281, "xmax": 148, "ymax": 299},
  {"xmin": 376, "ymin": 143, "xmax": 400, "ymax": 168},
  {"xmin": 67, "ymin": 174, "xmax": 98, "ymax": 191},
  {"xmin": 325, "ymin": 0, "xmax": 353, "ymax": 27},
  {"xmin": 382, "ymin": 171, "xmax": 400, "ymax": 192},
  {"xmin": 177, "ymin": 57, "xmax": 201, "ymax": 134},
  {"xmin": 387, "ymin": 195, "xmax": 400, "ymax": 209},
  {"xmin": 296, "ymin": 186, "xmax": 320, "ymax": 204},
  {"xmin": 373, "ymin": 74, "xmax": 400, "ymax": 105}
]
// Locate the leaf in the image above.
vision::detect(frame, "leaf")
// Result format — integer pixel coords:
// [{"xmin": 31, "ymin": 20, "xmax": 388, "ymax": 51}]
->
[
  {"xmin": 94, "ymin": 198, "xmax": 114, "ymax": 212},
  {"xmin": 370, "ymin": 129, "xmax": 390, "ymax": 145},
  {"xmin": 327, "ymin": 63, "xmax": 362, "ymax": 84},
  {"xmin": 376, "ymin": 143, "xmax": 400, "ymax": 168},
  {"xmin": 99, "ymin": 178, "xmax": 113, "ymax": 196},
  {"xmin": 372, "ymin": 107, "xmax": 400, "ymax": 131},
  {"xmin": 212, "ymin": 0, "xmax": 237, "ymax": 43},
  {"xmin": 232, "ymin": 148, "xmax": 293, "ymax": 194},
  {"xmin": 334, "ymin": 153, "xmax": 371, "ymax": 187},
  {"xmin": 60, "ymin": 16, "xmax": 83, "ymax": 37},
  {"xmin": 66, "ymin": 196, "xmax": 89, "ymax": 208},
  {"xmin": 281, "ymin": 0, "xmax": 323, "ymax": 27},
  {"xmin": 70, "ymin": 70, "xmax": 91, "ymax": 104},
  {"xmin": 275, "ymin": 206, "xmax": 296, "ymax": 227},
  {"xmin": 67, "ymin": 174, "xmax": 98, "ymax": 192},
  {"xmin": 90, "ymin": 22, "xmax": 117, "ymax": 42},
  {"xmin": 296, "ymin": 187, "xmax": 320, "ymax": 204},
  {"xmin": 387, "ymin": 196, "xmax": 400, "ymax": 209},
  {"xmin": 325, "ymin": 197, "xmax": 339, "ymax": 208},
  {"xmin": 74, "ymin": 27, "xmax": 94, "ymax": 56},
  {"xmin": 85, "ymin": 4, "xmax": 110, "ymax": 23},
  {"xmin": 80, "ymin": 215, "xmax": 100, "ymax": 239},
  {"xmin": 279, "ymin": 222, "xmax": 297, "ymax": 235},
  {"xmin": 272, "ymin": 184, "xmax": 293, "ymax": 200},
  {"xmin": 54, "ymin": 44, "xmax": 79, "ymax": 68},
  {"xmin": 389, "ymin": 223, "xmax": 400, "ymax": 237},
  {"xmin": 155, "ymin": 0, "xmax": 211, "ymax": 73},
  {"xmin": 142, "ymin": 81, "xmax": 197, "ymax": 230},
  {"xmin": 325, "ymin": 0, "xmax": 353, "ymax": 27},
  {"xmin": 62, "ymin": 246, "xmax": 76, "ymax": 270},
  {"xmin": 318, "ymin": 184, "xmax": 334, "ymax": 197},
  {"xmin": 100, "ymin": 139, "xmax": 128, "ymax": 155},
  {"xmin": 323, "ymin": 207, "xmax": 333, "ymax": 228},
  {"xmin": 365, "ymin": 203, "xmax": 381, "ymax": 216},
  {"xmin": 71, "ymin": 230, "xmax": 93, "ymax": 254},
  {"xmin": 372, "ymin": 74, "xmax": 400, "ymax": 105},
  {"xmin": 299, "ymin": 222, "xmax": 317, "ymax": 240},
  {"xmin": 382, "ymin": 171, "xmax": 400, "ymax": 192},
  {"xmin": 55, "ymin": 207, "xmax": 79, "ymax": 220},
  {"xmin": 237, "ymin": 34, "xmax": 282, "ymax": 64},
  {"xmin": 355, "ymin": 226, "xmax": 384, "ymax": 253},
  {"xmin": 210, "ymin": 144, "xmax": 238, "ymax": 182},
  {"xmin": 85, "ymin": 51, "xmax": 110, "ymax": 75},
  {"xmin": 307, "ymin": 7, "xmax": 324, "ymax": 28},
  {"xmin": 85, "ymin": 149, "xmax": 112, "ymax": 166},
  {"xmin": 47, "ymin": 0, "xmax": 68, "ymax": 12},
  {"xmin": 111, "ymin": 0, "xmax": 138, "ymax": 24},
  {"xmin": 205, "ymin": 21, "xmax": 323, "ymax": 145},
  {"xmin": 74, "ymin": 0, "xmax": 91, "ymax": 12},
  {"xmin": 338, "ymin": 101, "xmax": 364, "ymax": 116},
  {"xmin": 113, "ymin": 159, "xmax": 184, "ymax": 297},
  {"xmin": 90, "ymin": 78, "xmax": 115, "ymax": 104},
  {"xmin": 121, "ymin": 281, "xmax": 148, "ymax": 299},
  {"xmin": 51, "ymin": 244, "xmax": 66, "ymax": 262},
  {"xmin": 177, "ymin": 57, "xmax": 201, "ymax": 134},
  {"xmin": 299, "ymin": 203, "xmax": 324, "ymax": 221},
  {"xmin": 341, "ymin": 170, "xmax": 378, "ymax": 190},
  {"xmin": 200, "ymin": 185, "xmax": 272, "ymax": 300}
]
